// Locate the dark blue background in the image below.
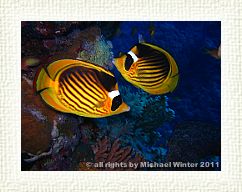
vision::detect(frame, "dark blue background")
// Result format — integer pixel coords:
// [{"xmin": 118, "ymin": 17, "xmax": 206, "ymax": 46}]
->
[{"xmin": 110, "ymin": 21, "xmax": 221, "ymax": 124}]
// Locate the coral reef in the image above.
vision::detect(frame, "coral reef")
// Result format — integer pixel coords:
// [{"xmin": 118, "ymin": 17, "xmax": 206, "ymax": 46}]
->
[
  {"xmin": 29, "ymin": 115, "xmax": 82, "ymax": 171},
  {"xmin": 21, "ymin": 77, "xmax": 56, "ymax": 155},
  {"xmin": 79, "ymin": 137, "xmax": 143, "ymax": 171},
  {"xmin": 94, "ymin": 85, "xmax": 175, "ymax": 162},
  {"xmin": 21, "ymin": 109, "xmax": 52, "ymax": 155},
  {"xmin": 79, "ymin": 120, "xmax": 99, "ymax": 144},
  {"xmin": 21, "ymin": 76, "xmax": 83, "ymax": 170},
  {"xmin": 21, "ymin": 22, "xmax": 118, "ymax": 170},
  {"xmin": 22, "ymin": 25, "xmax": 115, "ymax": 74},
  {"xmin": 77, "ymin": 27, "xmax": 114, "ymax": 70},
  {"xmin": 21, "ymin": 21, "xmax": 221, "ymax": 171}
]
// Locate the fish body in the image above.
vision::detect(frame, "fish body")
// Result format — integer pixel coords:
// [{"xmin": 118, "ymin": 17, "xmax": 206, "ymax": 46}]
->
[
  {"xmin": 114, "ymin": 43, "xmax": 179, "ymax": 95},
  {"xmin": 34, "ymin": 59, "xmax": 130, "ymax": 118},
  {"xmin": 207, "ymin": 44, "xmax": 221, "ymax": 59}
]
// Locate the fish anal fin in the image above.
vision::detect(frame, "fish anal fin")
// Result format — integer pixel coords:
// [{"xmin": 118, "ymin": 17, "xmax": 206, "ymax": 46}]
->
[{"xmin": 40, "ymin": 89, "xmax": 70, "ymax": 113}]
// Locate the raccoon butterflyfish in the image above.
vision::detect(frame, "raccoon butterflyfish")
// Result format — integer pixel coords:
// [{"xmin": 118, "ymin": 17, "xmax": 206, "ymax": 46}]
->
[
  {"xmin": 114, "ymin": 43, "xmax": 179, "ymax": 95},
  {"xmin": 34, "ymin": 59, "xmax": 130, "ymax": 118}
]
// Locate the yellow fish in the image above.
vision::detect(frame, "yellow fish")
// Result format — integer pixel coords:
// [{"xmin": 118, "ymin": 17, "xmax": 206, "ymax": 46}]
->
[
  {"xmin": 34, "ymin": 59, "xmax": 130, "ymax": 118},
  {"xmin": 114, "ymin": 43, "xmax": 179, "ymax": 95}
]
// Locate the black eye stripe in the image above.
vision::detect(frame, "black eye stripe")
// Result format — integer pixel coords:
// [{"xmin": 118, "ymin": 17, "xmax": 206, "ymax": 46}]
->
[
  {"xmin": 125, "ymin": 54, "xmax": 134, "ymax": 71},
  {"xmin": 111, "ymin": 95, "xmax": 122, "ymax": 111}
]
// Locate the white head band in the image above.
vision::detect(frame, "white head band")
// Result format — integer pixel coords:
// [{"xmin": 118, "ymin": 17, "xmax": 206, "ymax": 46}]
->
[
  {"xmin": 108, "ymin": 90, "xmax": 120, "ymax": 99},
  {"xmin": 127, "ymin": 51, "xmax": 138, "ymax": 63}
]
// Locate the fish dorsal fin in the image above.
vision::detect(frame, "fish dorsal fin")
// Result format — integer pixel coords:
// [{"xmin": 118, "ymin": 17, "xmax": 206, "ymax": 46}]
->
[
  {"xmin": 135, "ymin": 43, "xmax": 160, "ymax": 58},
  {"xmin": 76, "ymin": 59, "xmax": 115, "ymax": 77},
  {"xmin": 46, "ymin": 59, "xmax": 114, "ymax": 80},
  {"xmin": 46, "ymin": 59, "xmax": 79, "ymax": 80},
  {"xmin": 140, "ymin": 42, "xmax": 171, "ymax": 56}
]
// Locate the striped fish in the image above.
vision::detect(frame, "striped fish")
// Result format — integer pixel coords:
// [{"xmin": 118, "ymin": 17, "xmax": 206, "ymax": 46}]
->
[
  {"xmin": 114, "ymin": 43, "xmax": 179, "ymax": 95},
  {"xmin": 34, "ymin": 59, "xmax": 130, "ymax": 118}
]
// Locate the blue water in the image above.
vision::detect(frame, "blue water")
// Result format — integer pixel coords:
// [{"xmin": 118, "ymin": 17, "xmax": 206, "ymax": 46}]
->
[{"xmin": 111, "ymin": 21, "xmax": 221, "ymax": 124}]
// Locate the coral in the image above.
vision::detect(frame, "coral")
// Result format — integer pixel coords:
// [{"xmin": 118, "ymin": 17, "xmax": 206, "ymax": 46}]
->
[
  {"xmin": 79, "ymin": 120, "xmax": 99, "ymax": 144},
  {"xmin": 112, "ymin": 21, "xmax": 221, "ymax": 125},
  {"xmin": 21, "ymin": 76, "xmax": 83, "ymax": 170},
  {"xmin": 29, "ymin": 123, "xmax": 82, "ymax": 171},
  {"xmin": 21, "ymin": 77, "xmax": 55, "ymax": 155},
  {"xmin": 79, "ymin": 137, "xmax": 143, "ymax": 171},
  {"xmin": 36, "ymin": 26, "xmax": 114, "ymax": 72},
  {"xmin": 119, "ymin": 87, "xmax": 151, "ymax": 118},
  {"xmin": 94, "ymin": 85, "xmax": 175, "ymax": 162},
  {"xmin": 21, "ymin": 21, "xmax": 221, "ymax": 171},
  {"xmin": 21, "ymin": 109, "xmax": 52, "ymax": 155},
  {"xmin": 77, "ymin": 27, "xmax": 114, "ymax": 70},
  {"xmin": 21, "ymin": 23, "xmax": 115, "ymax": 170}
]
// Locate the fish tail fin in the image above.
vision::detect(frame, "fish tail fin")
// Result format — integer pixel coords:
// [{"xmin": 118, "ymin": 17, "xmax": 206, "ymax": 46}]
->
[
  {"xmin": 33, "ymin": 66, "xmax": 54, "ymax": 94},
  {"xmin": 34, "ymin": 60, "xmax": 74, "ymax": 94},
  {"xmin": 167, "ymin": 73, "xmax": 179, "ymax": 92},
  {"xmin": 168, "ymin": 56, "xmax": 179, "ymax": 92},
  {"xmin": 33, "ymin": 66, "xmax": 69, "ymax": 113},
  {"xmin": 159, "ymin": 56, "xmax": 179, "ymax": 93}
]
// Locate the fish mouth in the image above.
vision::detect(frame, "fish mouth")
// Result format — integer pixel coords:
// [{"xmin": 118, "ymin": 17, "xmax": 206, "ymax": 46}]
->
[
  {"xmin": 125, "ymin": 106, "xmax": 130, "ymax": 112},
  {"xmin": 112, "ymin": 58, "xmax": 116, "ymax": 65},
  {"xmin": 113, "ymin": 58, "xmax": 118, "ymax": 67},
  {"xmin": 121, "ymin": 102, "xmax": 130, "ymax": 112}
]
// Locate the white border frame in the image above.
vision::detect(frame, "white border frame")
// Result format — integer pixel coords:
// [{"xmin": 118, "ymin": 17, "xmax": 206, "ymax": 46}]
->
[{"xmin": 1, "ymin": 0, "xmax": 241, "ymax": 191}]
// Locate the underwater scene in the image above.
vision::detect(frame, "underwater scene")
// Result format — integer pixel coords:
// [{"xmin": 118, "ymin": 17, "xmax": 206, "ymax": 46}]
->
[{"xmin": 21, "ymin": 21, "xmax": 221, "ymax": 171}]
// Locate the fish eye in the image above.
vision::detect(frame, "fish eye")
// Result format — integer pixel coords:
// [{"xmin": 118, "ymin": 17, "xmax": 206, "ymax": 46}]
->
[
  {"xmin": 124, "ymin": 54, "xmax": 134, "ymax": 71},
  {"xmin": 111, "ymin": 95, "xmax": 122, "ymax": 111}
]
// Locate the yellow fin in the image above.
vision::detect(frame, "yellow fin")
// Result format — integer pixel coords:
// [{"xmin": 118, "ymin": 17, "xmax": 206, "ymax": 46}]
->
[
  {"xmin": 40, "ymin": 88, "xmax": 70, "ymax": 113},
  {"xmin": 46, "ymin": 59, "xmax": 114, "ymax": 80},
  {"xmin": 46, "ymin": 59, "xmax": 79, "ymax": 80},
  {"xmin": 141, "ymin": 42, "xmax": 167, "ymax": 54},
  {"xmin": 35, "ymin": 67, "xmax": 54, "ymax": 93},
  {"xmin": 34, "ymin": 65, "xmax": 70, "ymax": 113},
  {"xmin": 162, "ymin": 54, "xmax": 179, "ymax": 93},
  {"xmin": 75, "ymin": 59, "xmax": 115, "ymax": 77}
]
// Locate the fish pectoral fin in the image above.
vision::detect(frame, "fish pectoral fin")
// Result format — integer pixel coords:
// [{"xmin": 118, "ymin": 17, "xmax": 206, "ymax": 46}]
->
[{"xmin": 95, "ymin": 101, "xmax": 104, "ymax": 108}]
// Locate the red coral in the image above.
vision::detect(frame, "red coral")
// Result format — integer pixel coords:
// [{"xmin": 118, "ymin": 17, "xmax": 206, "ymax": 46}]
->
[
  {"xmin": 80, "ymin": 121, "xmax": 99, "ymax": 144},
  {"xmin": 79, "ymin": 137, "xmax": 143, "ymax": 171}
]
